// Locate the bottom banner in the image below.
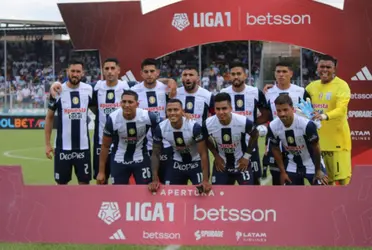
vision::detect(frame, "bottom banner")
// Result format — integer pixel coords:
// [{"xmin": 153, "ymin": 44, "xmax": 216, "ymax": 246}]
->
[{"xmin": 0, "ymin": 166, "xmax": 371, "ymax": 247}]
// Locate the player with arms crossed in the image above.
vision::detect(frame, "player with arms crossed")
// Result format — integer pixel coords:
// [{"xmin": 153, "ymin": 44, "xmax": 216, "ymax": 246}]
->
[
  {"xmin": 175, "ymin": 65, "xmax": 215, "ymax": 125},
  {"xmin": 96, "ymin": 90, "xmax": 160, "ymax": 185},
  {"xmin": 204, "ymin": 93, "xmax": 259, "ymax": 185},
  {"xmin": 263, "ymin": 61, "xmax": 312, "ymax": 185},
  {"xmin": 148, "ymin": 99, "xmax": 211, "ymax": 193},
  {"xmin": 220, "ymin": 62, "xmax": 270, "ymax": 185},
  {"xmin": 306, "ymin": 55, "xmax": 352, "ymax": 185},
  {"xmin": 267, "ymin": 94, "xmax": 328, "ymax": 185},
  {"xmin": 45, "ymin": 60, "xmax": 93, "ymax": 185}
]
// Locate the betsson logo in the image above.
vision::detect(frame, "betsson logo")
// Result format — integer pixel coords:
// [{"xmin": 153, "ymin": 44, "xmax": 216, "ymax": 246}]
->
[
  {"xmin": 351, "ymin": 93, "xmax": 372, "ymax": 100},
  {"xmin": 246, "ymin": 13, "xmax": 311, "ymax": 25},
  {"xmin": 194, "ymin": 205, "xmax": 277, "ymax": 222}
]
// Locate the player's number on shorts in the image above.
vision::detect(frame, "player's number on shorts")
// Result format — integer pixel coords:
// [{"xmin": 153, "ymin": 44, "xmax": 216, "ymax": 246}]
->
[
  {"xmin": 84, "ymin": 164, "xmax": 89, "ymax": 175},
  {"xmin": 142, "ymin": 167, "xmax": 151, "ymax": 179},
  {"xmin": 196, "ymin": 172, "xmax": 203, "ymax": 183},
  {"xmin": 241, "ymin": 171, "xmax": 250, "ymax": 181},
  {"xmin": 251, "ymin": 162, "xmax": 259, "ymax": 172}
]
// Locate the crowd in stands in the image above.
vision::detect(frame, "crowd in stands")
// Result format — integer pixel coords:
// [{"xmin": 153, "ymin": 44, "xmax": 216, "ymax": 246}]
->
[{"xmin": 0, "ymin": 39, "xmax": 320, "ymax": 114}]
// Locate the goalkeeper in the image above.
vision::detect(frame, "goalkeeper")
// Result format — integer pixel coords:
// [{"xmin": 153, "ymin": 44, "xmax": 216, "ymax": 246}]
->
[{"xmin": 305, "ymin": 55, "xmax": 352, "ymax": 186}]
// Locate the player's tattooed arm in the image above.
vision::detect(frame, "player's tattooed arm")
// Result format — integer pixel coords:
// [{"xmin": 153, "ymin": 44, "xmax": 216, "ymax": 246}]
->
[{"xmin": 151, "ymin": 142, "xmax": 162, "ymax": 182}]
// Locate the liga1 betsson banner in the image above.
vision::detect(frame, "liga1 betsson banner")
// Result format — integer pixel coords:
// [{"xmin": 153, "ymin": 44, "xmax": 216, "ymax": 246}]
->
[
  {"xmin": 1, "ymin": 166, "xmax": 372, "ymax": 247},
  {"xmin": 58, "ymin": 0, "xmax": 372, "ymax": 164}
]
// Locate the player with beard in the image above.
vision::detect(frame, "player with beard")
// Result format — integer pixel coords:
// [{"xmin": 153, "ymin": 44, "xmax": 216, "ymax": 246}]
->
[
  {"xmin": 48, "ymin": 58, "xmax": 129, "ymax": 184},
  {"xmin": 220, "ymin": 62, "xmax": 270, "ymax": 185},
  {"xmin": 305, "ymin": 55, "xmax": 352, "ymax": 186},
  {"xmin": 49, "ymin": 58, "xmax": 177, "ymax": 184},
  {"xmin": 267, "ymin": 94, "xmax": 328, "ymax": 185},
  {"xmin": 175, "ymin": 65, "xmax": 214, "ymax": 125},
  {"xmin": 204, "ymin": 93, "xmax": 259, "ymax": 185},
  {"xmin": 262, "ymin": 61, "xmax": 311, "ymax": 185},
  {"xmin": 45, "ymin": 60, "xmax": 94, "ymax": 185},
  {"xmin": 148, "ymin": 99, "xmax": 211, "ymax": 193},
  {"xmin": 96, "ymin": 90, "xmax": 160, "ymax": 185}
]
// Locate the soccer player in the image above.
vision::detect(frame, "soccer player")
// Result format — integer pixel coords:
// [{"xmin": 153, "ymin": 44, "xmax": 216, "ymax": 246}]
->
[
  {"xmin": 263, "ymin": 61, "xmax": 311, "ymax": 185},
  {"xmin": 131, "ymin": 58, "xmax": 175, "ymax": 183},
  {"xmin": 204, "ymin": 93, "xmax": 259, "ymax": 185},
  {"xmin": 44, "ymin": 60, "xmax": 93, "ymax": 185},
  {"xmin": 148, "ymin": 99, "xmax": 211, "ymax": 193},
  {"xmin": 96, "ymin": 90, "xmax": 160, "ymax": 185},
  {"xmin": 91, "ymin": 58, "xmax": 130, "ymax": 184},
  {"xmin": 267, "ymin": 94, "xmax": 328, "ymax": 185},
  {"xmin": 306, "ymin": 55, "xmax": 352, "ymax": 186},
  {"xmin": 175, "ymin": 65, "xmax": 214, "ymax": 125},
  {"xmin": 220, "ymin": 62, "xmax": 270, "ymax": 185}
]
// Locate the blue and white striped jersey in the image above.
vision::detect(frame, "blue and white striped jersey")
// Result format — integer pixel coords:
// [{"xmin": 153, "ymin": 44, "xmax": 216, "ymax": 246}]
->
[
  {"xmin": 93, "ymin": 80, "xmax": 130, "ymax": 145},
  {"xmin": 103, "ymin": 108, "xmax": 160, "ymax": 163},
  {"xmin": 220, "ymin": 85, "xmax": 267, "ymax": 123},
  {"xmin": 265, "ymin": 84, "xmax": 309, "ymax": 120},
  {"xmin": 267, "ymin": 113, "xmax": 320, "ymax": 174},
  {"xmin": 48, "ymin": 82, "xmax": 93, "ymax": 150},
  {"xmin": 204, "ymin": 113, "xmax": 255, "ymax": 171},
  {"xmin": 131, "ymin": 80, "xmax": 170, "ymax": 149},
  {"xmin": 153, "ymin": 117, "xmax": 205, "ymax": 162},
  {"xmin": 175, "ymin": 86, "xmax": 214, "ymax": 125}
]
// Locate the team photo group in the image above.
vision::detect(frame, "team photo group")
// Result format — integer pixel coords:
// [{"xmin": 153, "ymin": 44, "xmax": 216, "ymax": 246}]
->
[{"xmin": 44, "ymin": 54, "xmax": 352, "ymax": 193}]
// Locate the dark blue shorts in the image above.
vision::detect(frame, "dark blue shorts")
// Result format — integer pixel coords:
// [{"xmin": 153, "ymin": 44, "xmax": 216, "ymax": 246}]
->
[
  {"xmin": 211, "ymin": 164, "xmax": 254, "ymax": 185},
  {"xmin": 148, "ymin": 146, "xmax": 173, "ymax": 184},
  {"xmin": 250, "ymin": 146, "xmax": 262, "ymax": 180},
  {"xmin": 164, "ymin": 160, "xmax": 203, "ymax": 185},
  {"xmin": 54, "ymin": 148, "xmax": 92, "ymax": 184},
  {"xmin": 93, "ymin": 143, "xmax": 112, "ymax": 181},
  {"xmin": 110, "ymin": 156, "xmax": 152, "ymax": 185}
]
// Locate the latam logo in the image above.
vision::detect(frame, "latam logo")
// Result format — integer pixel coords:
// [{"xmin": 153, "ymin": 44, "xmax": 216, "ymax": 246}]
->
[{"xmin": 351, "ymin": 66, "xmax": 372, "ymax": 81}]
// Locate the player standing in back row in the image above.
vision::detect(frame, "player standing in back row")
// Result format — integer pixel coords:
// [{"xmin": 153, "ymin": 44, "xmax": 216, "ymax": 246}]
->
[
  {"xmin": 204, "ymin": 93, "xmax": 259, "ymax": 185},
  {"xmin": 175, "ymin": 65, "xmax": 215, "ymax": 125},
  {"xmin": 306, "ymin": 55, "xmax": 352, "ymax": 185},
  {"xmin": 131, "ymin": 58, "xmax": 175, "ymax": 184},
  {"xmin": 45, "ymin": 60, "xmax": 93, "ymax": 185},
  {"xmin": 263, "ymin": 61, "xmax": 311, "ymax": 185},
  {"xmin": 96, "ymin": 90, "xmax": 160, "ymax": 185},
  {"xmin": 220, "ymin": 62, "xmax": 270, "ymax": 185}
]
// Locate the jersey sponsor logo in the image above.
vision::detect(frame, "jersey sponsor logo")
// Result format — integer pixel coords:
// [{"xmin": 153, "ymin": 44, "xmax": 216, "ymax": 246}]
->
[
  {"xmin": 115, "ymin": 159, "xmax": 143, "ymax": 165},
  {"xmin": 233, "ymin": 110, "xmax": 252, "ymax": 116},
  {"xmin": 348, "ymin": 110, "xmax": 372, "ymax": 118},
  {"xmin": 59, "ymin": 151, "xmax": 85, "ymax": 160},
  {"xmin": 185, "ymin": 113, "xmax": 201, "ymax": 119},
  {"xmin": 64, "ymin": 108, "xmax": 87, "ymax": 120},
  {"xmin": 173, "ymin": 161, "xmax": 199, "ymax": 171},
  {"xmin": 143, "ymin": 106, "xmax": 165, "ymax": 112},
  {"xmin": 284, "ymin": 145, "xmax": 305, "ymax": 156},
  {"xmin": 312, "ymin": 104, "xmax": 328, "ymax": 109},
  {"xmin": 351, "ymin": 93, "xmax": 372, "ymax": 100},
  {"xmin": 100, "ymin": 103, "xmax": 121, "ymax": 115},
  {"xmin": 195, "ymin": 230, "xmax": 224, "ymax": 241}
]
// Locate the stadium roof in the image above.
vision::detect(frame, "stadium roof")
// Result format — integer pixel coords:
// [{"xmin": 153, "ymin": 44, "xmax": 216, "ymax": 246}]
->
[{"xmin": 0, "ymin": 19, "xmax": 67, "ymax": 36}]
